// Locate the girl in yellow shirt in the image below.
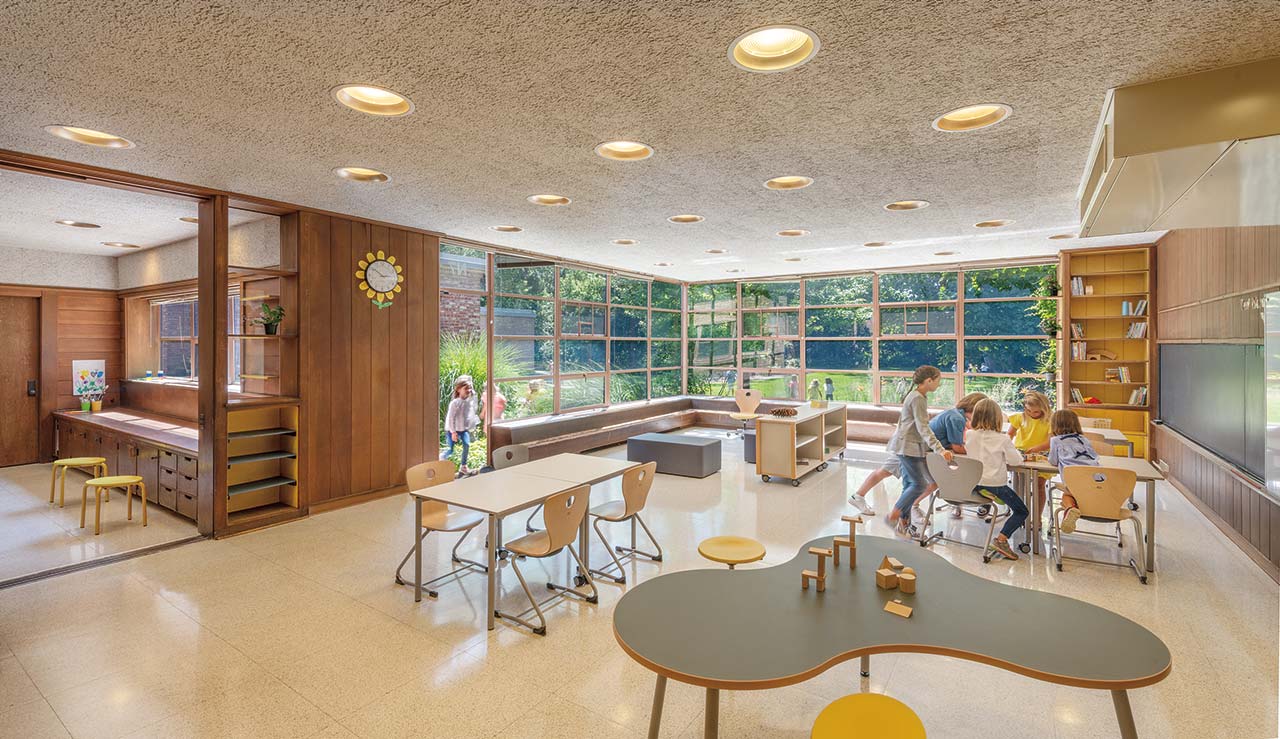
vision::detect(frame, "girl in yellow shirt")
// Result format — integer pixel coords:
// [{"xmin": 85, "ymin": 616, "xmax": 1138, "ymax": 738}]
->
[{"xmin": 1007, "ymin": 390, "xmax": 1052, "ymax": 529}]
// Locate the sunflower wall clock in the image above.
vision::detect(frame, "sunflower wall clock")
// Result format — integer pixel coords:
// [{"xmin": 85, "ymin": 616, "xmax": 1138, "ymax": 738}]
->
[{"xmin": 356, "ymin": 250, "xmax": 404, "ymax": 309}]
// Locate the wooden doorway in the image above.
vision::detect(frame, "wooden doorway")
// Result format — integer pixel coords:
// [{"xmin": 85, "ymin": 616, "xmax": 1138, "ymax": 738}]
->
[{"xmin": 0, "ymin": 296, "xmax": 39, "ymax": 466}]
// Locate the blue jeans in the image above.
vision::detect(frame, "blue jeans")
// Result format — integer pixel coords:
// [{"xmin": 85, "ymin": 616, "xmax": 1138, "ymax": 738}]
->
[
  {"xmin": 444, "ymin": 430, "xmax": 471, "ymax": 467},
  {"xmin": 977, "ymin": 485, "xmax": 1028, "ymax": 539},
  {"xmin": 894, "ymin": 455, "xmax": 933, "ymax": 519}
]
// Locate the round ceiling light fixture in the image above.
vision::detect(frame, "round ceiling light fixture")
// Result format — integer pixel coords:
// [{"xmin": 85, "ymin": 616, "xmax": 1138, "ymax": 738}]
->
[
  {"xmin": 974, "ymin": 219, "xmax": 1014, "ymax": 228},
  {"xmin": 594, "ymin": 140, "xmax": 654, "ymax": 161},
  {"xmin": 863, "ymin": 241, "xmax": 890, "ymax": 247},
  {"xmin": 704, "ymin": 248, "xmax": 727, "ymax": 254},
  {"xmin": 178, "ymin": 216, "xmax": 200, "ymax": 224},
  {"xmin": 934, "ymin": 250, "xmax": 958, "ymax": 256},
  {"xmin": 54, "ymin": 219, "xmax": 100, "ymax": 228},
  {"xmin": 101, "ymin": 241, "xmax": 141, "ymax": 249},
  {"xmin": 655, "ymin": 262, "xmax": 674, "ymax": 267},
  {"xmin": 668, "ymin": 214, "xmax": 704, "ymax": 224},
  {"xmin": 932, "ymin": 103, "xmax": 1012, "ymax": 133},
  {"xmin": 1049, "ymin": 233, "xmax": 1076, "ymax": 240},
  {"xmin": 885, "ymin": 200, "xmax": 930, "ymax": 211},
  {"xmin": 764, "ymin": 175, "xmax": 813, "ymax": 191},
  {"xmin": 43, "ymin": 125, "xmax": 134, "ymax": 149},
  {"xmin": 729, "ymin": 25, "xmax": 821, "ymax": 73},
  {"xmin": 611, "ymin": 238, "xmax": 638, "ymax": 246},
  {"xmin": 334, "ymin": 166, "xmax": 390, "ymax": 183},
  {"xmin": 331, "ymin": 84, "xmax": 414, "ymax": 117},
  {"xmin": 491, "ymin": 225, "xmax": 523, "ymax": 233},
  {"xmin": 527, "ymin": 194, "xmax": 571, "ymax": 206},
  {"xmin": 777, "ymin": 229, "xmax": 810, "ymax": 237}
]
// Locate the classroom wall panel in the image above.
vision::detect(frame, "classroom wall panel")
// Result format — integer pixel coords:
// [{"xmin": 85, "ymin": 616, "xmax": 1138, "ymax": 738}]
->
[{"xmin": 298, "ymin": 214, "xmax": 438, "ymax": 504}]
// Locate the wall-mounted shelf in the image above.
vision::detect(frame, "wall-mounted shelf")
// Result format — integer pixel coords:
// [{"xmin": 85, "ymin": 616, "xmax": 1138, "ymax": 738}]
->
[
  {"xmin": 229, "ymin": 265, "xmax": 297, "ymax": 277},
  {"xmin": 228, "ymin": 427, "xmax": 296, "ymax": 440},
  {"xmin": 228, "ymin": 333, "xmax": 297, "ymax": 340},
  {"xmin": 239, "ymin": 374, "xmax": 279, "ymax": 380},
  {"xmin": 228, "ymin": 476, "xmax": 297, "ymax": 497},
  {"xmin": 241, "ymin": 294, "xmax": 280, "ymax": 302},
  {"xmin": 228, "ymin": 450, "xmax": 297, "ymax": 467}
]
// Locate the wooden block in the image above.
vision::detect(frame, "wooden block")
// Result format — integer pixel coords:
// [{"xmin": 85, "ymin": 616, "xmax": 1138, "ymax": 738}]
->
[
  {"xmin": 886, "ymin": 557, "xmax": 904, "ymax": 570},
  {"xmin": 832, "ymin": 537, "xmax": 855, "ymax": 568},
  {"xmin": 898, "ymin": 572, "xmax": 917, "ymax": 594},
  {"xmin": 878, "ymin": 555, "xmax": 892, "ymax": 570},
  {"xmin": 802, "ymin": 569, "xmax": 816, "ymax": 590},
  {"xmin": 875, "ymin": 568, "xmax": 898, "ymax": 590},
  {"xmin": 884, "ymin": 599, "xmax": 913, "ymax": 618},
  {"xmin": 901, "ymin": 566, "xmax": 915, "ymax": 576}
]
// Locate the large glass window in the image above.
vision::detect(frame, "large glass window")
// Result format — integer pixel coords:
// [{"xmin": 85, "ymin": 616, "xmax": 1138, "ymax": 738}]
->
[
  {"xmin": 963, "ymin": 265, "xmax": 1059, "ymax": 409},
  {"xmin": 805, "ymin": 275, "xmax": 872, "ymax": 305},
  {"xmin": 879, "ymin": 271, "xmax": 958, "ymax": 303},
  {"xmin": 741, "ymin": 281, "xmax": 800, "ymax": 308},
  {"xmin": 559, "ymin": 267, "xmax": 606, "ymax": 303},
  {"xmin": 805, "ymin": 307, "xmax": 872, "ymax": 337},
  {"xmin": 806, "ymin": 340, "xmax": 871, "ymax": 370}
]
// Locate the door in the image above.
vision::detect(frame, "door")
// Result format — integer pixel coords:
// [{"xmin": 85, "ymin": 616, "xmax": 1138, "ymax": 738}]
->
[{"xmin": 0, "ymin": 296, "xmax": 39, "ymax": 466}]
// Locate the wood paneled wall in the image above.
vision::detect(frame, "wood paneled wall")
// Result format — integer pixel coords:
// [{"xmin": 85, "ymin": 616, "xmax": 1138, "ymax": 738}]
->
[{"xmin": 298, "ymin": 213, "xmax": 438, "ymax": 504}]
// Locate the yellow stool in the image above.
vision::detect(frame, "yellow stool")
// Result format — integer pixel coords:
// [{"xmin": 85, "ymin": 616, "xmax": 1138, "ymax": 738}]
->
[
  {"xmin": 697, "ymin": 536, "xmax": 765, "ymax": 569},
  {"xmin": 812, "ymin": 693, "xmax": 926, "ymax": 738},
  {"xmin": 81, "ymin": 476, "xmax": 147, "ymax": 535},
  {"xmin": 50, "ymin": 457, "xmax": 108, "ymax": 507}
]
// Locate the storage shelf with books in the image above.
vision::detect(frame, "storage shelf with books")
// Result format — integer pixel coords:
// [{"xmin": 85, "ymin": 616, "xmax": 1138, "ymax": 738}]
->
[{"xmin": 1063, "ymin": 245, "xmax": 1155, "ymax": 459}]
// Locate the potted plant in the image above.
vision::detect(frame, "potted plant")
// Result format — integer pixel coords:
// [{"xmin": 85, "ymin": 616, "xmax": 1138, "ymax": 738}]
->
[{"xmin": 253, "ymin": 303, "xmax": 286, "ymax": 335}]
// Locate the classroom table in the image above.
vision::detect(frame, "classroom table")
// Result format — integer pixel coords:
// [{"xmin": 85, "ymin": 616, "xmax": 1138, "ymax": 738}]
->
[
  {"xmin": 614, "ymin": 535, "xmax": 1171, "ymax": 739},
  {"xmin": 1010, "ymin": 455, "xmax": 1164, "ymax": 571},
  {"xmin": 1091, "ymin": 427, "xmax": 1135, "ymax": 457},
  {"xmin": 408, "ymin": 453, "xmax": 637, "ymax": 630}
]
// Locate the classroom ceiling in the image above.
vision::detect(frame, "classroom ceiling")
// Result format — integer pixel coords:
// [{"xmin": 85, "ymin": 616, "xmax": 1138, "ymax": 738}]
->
[
  {"xmin": 1, "ymin": 1, "xmax": 1278, "ymax": 279},
  {"xmin": 0, "ymin": 169, "xmax": 258, "ymax": 256}
]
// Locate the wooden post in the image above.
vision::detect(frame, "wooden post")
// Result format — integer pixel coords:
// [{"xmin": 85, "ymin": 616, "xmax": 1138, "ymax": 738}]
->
[{"xmin": 833, "ymin": 514, "xmax": 862, "ymax": 567}]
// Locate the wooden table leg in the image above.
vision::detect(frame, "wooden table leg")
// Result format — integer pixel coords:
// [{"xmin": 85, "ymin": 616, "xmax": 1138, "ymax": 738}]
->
[
  {"xmin": 413, "ymin": 496, "xmax": 423, "ymax": 603},
  {"xmin": 487, "ymin": 514, "xmax": 498, "ymax": 630},
  {"xmin": 704, "ymin": 688, "xmax": 719, "ymax": 739},
  {"xmin": 1144, "ymin": 480, "xmax": 1156, "ymax": 572},
  {"xmin": 1111, "ymin": 689, "xmax": 1138, "ymax": 739},
  {"xmin": 647, "ymin": 674, "xmax": 666, "ymax": 739},
  {"xmin": 60, "ymin": 468, "xmax": 68, "ymax": 508},
  {"xmin": 140, "ymin": 482, "xmax": 147, "ymax": 526},
  {"xmin": 94, "ymin": 489, "xmax": 103, "ymax": 535},
  {"xmin": 79, "ymin": 483, "xmax": 87, "ymax": 528}
]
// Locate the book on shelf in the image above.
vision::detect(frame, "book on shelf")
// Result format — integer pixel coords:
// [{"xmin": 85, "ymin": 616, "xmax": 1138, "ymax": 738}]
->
[
  {"xmin": 1124, "ymin": 321, "xmax": 1148, "ymax": 339},
  {"xmin": 1127, "ymin": 387, "xmax": 1148, "ymax": 406},
  {"xmin": 1070, "ymin": 387, "xmax": 1084, "ymax": 404},
  {"xmin": 1070, "ymin": 276, "xmax": 1085, "ymax": 296},
  {"xmin": 1070, "ymin": 322, "xmax": 1085, "ymax": 339},
  {"xmin": 1134, "ymin": 299, "xmax": 1147, "ymax": 316}
]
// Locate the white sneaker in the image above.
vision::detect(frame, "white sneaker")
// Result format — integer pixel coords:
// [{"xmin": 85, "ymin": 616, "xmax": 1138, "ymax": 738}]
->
[{"xmin": 848, "ymin": 494, "xmax": 875, "ymax": 516}]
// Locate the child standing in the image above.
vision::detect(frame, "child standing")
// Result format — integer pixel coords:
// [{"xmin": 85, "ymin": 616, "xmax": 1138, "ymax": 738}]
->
[
  {"xmin": 965, "ymin": 398, "xmax": 1028, "ymax": 560},
  {"xmin": 807, "ymin": 379, "xmax": 823, "ymax": 401},
  {"xmin": 443, "ymin": 377, "xmax": 479, "ymax": 475},
  {"xmin": 1047, "ymin": 409, "xmax": 1101, "ymax": 533},
  {"xmin": 885, "ymin": 365, "xmax": 953, "ymax": 536},
  {"xmin": 824, "ymin": 377, "xmax": 835, "ymax": 401}
]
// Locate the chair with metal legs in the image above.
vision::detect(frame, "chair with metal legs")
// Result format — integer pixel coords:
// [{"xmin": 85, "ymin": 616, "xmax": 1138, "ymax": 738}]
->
[
  {"xmin": 490, "ymin": 444, "xmax": 543, "ymax": 533},
  {"xmin": 393, "ymin": 460, "xmax": 488, "ymax": 597},
  {"xmin": 587, "ymin": 461, "xmax": 662, "ymax": 583},
  {"xmin": 921, "ymin": 454, "xmax": 1009, "ymax": 561},
  {"xmin": 497, "ymin": 485, "xmax": 598, "ymax": 635},
  {"xmin": 727, "ymin": 387, "xmax": 762, "ymax": 438},
  {"xmin": 1050, "ymin": 465, "xmax": 1147, "ymax": 584}
]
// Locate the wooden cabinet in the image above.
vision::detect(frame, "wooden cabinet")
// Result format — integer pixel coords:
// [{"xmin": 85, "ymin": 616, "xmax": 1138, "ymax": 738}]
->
[
  {"xmin": 755, "ymin": 403, "xmax": 848, "ymax": 486},
  {"xmin": 123, "ymin": 442, "xmax": 162, "ymax": 505},
  {"xmin": 91, "ymin": 430, "xmax": 120, "ymax": 475}
]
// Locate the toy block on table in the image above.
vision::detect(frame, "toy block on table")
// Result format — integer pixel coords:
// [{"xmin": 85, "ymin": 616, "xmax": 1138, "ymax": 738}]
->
[
  {"xmin": 832, "ymin": 515, "xmax": 863, "ymax": 568},
  {"xmin": 898, "ymin": 572, "xmax": 917, "ymax": 594},
  {"xmin": 884, "ymin": 599, "xmax": 913, "ymax": 618},
  {"xmin": 875, "ymin": 568, "xmax": 899, "ymax": 590},
  {"xmin": 802, "ymin": 547, "xmax": 832, "ymax": 592}
]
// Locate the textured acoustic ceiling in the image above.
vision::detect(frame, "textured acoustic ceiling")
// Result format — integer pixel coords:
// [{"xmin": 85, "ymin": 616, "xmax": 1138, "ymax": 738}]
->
[{"xmin": 2, "ymin": 1, "xmax": 1278, "ymax": 280}]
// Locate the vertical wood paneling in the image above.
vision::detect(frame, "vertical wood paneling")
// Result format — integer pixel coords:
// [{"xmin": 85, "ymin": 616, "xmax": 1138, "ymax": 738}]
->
[
  {"xmin": 388, "ymin": 229, "xmax": 408, "ymax": 484},
  {"xmin": 329, "ymin": 219, "xmax": 353, "ymax": 500},
  {"xmin": 300, "ymin": 212, "xmax": 332, "ymax": 502},
  {"xmin": 404, "ymin": 232, "xmax": 425, "ymax": 468},
  {"xmin": 349, "ymin": 223, "xmax": 372, "ymax": 493},
  {"xmin": 369, "ymin": 226, "xmax": 392, "ymax": 491}
]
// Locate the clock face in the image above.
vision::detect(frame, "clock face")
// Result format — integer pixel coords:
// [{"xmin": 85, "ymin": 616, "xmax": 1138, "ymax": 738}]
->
[
  {"xmin": 365, "ymin": 259, "xmax": 398, "ymax": 293},
  {"xmin": 355, "ymin": 250, "xmax": 405, "ymax": 309}
]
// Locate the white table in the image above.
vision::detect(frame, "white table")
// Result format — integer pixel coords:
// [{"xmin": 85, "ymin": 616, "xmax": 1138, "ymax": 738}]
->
[
  {"xmin": 409, "ymin": 454, "xmax": 637, "ymax": 630},
  {"xmin": 1010, "ymin": 455, "xmax": 1164, "ymax": 572},
  {"xmin": 1090, "ymin": 427, "xmax": 1135, "ymax": 457}
]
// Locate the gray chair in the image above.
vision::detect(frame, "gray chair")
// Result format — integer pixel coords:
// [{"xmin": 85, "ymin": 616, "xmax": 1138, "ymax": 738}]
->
[
  {"xmin": 921, "ymin": 454, "xmax": 1008, "ymax": 562},
  {"xmin": 393, "ymin": 460, "xmax": 487, "ymax": 597},
  {"xmin": 588, "ymin": 461, "xmax": 662, "ymax": 584}
]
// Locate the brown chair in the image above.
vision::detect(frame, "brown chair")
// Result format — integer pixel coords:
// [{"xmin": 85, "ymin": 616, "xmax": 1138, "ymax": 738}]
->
[
  {"xmin": 1050, "ymin": 466, "xmax": 1146, "ymax": 583},
  {"xmin": 1083, "ymin": 432, "xmax": 1114, "ymax": 456},
  {"xmin": 497, "ymin": 485, "xmax": 597, "ymax": 635},
  {"xmin": 393, "ymin": 460, "xmax": 487, "ymax": 598},
  {"xmin": 588, "ymin": 461, "xmax": 662, "ymax": 583},
  {"xmin": 727, "ymin": 387, "xmax": 762, "ymax": 438},
  {"xmin": 492, "ymin": 444, "xmax": 529, "ymax": 469}
]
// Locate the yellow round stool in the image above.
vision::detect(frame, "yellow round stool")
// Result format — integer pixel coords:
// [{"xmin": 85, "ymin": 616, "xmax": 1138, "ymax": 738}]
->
[
  {"xmin": 811, "ymin": 693, "xmax": 926, "ymax": 738},
  {"xmin": 50, "ymin": 457, "xmax": 108, "ymax": 508},
  {"xmin": 81, "ymin": 476, "xmax": 147, "ymax": 535},
  {"xmin": 697, "ymin": 536, "xmax": 765, "ymax": 569}
]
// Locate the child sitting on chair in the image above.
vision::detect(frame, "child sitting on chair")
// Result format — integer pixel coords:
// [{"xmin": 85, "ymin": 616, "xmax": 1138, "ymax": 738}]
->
[
  {"xmin": 1047, "ymin": 409, "xmax": 1101, "ymax": 533},
  {"xmin": 965, "ymin": 398, "xmax": 1027, "ymax": 561}
]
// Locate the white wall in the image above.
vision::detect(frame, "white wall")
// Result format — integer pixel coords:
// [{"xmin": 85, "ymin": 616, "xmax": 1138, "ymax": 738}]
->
[
  {"xmin": 116, "ymin": 217, "xmax": 280, "ymax": 289},
  {"xmin": 0, "ymin": 244, "xmax": 117, "ymax": 289}
]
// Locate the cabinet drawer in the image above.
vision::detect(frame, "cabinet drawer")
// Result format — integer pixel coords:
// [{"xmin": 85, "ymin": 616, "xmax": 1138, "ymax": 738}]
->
[
  {"xmin": 177, "ymin": 473, "xmax": 197, "ymax": 495},
  {"xmin": 159, "ymin": 450, "xmax": 178, "ymax": 471},
  {"xmin": 159, "ymin": 467, "xmax": 177, "ymax": 490},
  {"xmin": 178, "ymin": 455, "xmax": 197, "ymax": 478},
  {"xmin": 176, "ymin": 490, "xmax": 197, "ymax": 520},
  {"xmin": 158, "ymin": 485, "xmax": 177, "ymax": 510}
]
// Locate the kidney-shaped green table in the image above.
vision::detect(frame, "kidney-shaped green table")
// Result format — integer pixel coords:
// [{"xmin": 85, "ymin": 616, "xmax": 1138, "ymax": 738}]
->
[{"xmin": 613, "ymin": 535, "xmax": 1170, "ymax": 738}]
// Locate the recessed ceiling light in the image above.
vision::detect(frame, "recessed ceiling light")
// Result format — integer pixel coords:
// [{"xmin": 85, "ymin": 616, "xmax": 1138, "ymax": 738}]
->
[
  {"xmin": 764, "ymin": 175, "xmax": 813, "ymax": 191},
  {"xmin": 777, "ymin": 229, "xmax": 810, "ymax": 237},
  {"xmin": 934, "ymin": 250, "xmax": 958, "ymax": 256},
  {"xmin": 101, "ymin": 241, "xmax": 141, "ymax": 249},
  {"xmin": 726, "ymin": 268, "xmax": 744, "ymax": 273},
  {"xmin": 334, "ymin": 166, "xmax": 389, "ymax": 183},
  {"xmin": 331, "ymin": 84, "xmax": 414, "ymax": 117},
  {"xmin": 655, "ymin": 262, "xmax": 673, "ymax": 267},
  {"xmin": 974, "ymin": 219, "xmax": 1014, "ymax": 228},
  {"xmin": 668, "ymin": 214, "xmax": 704, "ymax": 224},
  {"xmin": 784, "ymin": 257, "xmax": 803, "ymax": 262},
  {"xmin": 491, "ymin": 225, "xmax": 523, "ymax": 233},
  {"xmin": 729, "ymin": 25, "xmax": 821, "ymax": 73},
  {"xmin": 863, "ymin": 241, "xmax": 890, "ymax": 247},
  {"xmin": 932, "ymin": 104, "xmax": 1012, "ymax": 133},
  {"xmin": 1049, "ymin": 233, "xmax": 1076, "ymax": 240},
  {"xmin": 43, "ymin": 125, "xmax": 134, "ymax": 148},
  {"xmin": 611, "ymin": 238, "xmax": 638, "ymax": 246},
  {"xmin": 704, "ymin": 248, "xmax": 727, "ymax": 254},
  {"xmin": 178, "ymin": 216, "xmax": 199, "ymax": 224},
  {"xmin": 54, "ymin": 219, "xmax": 100, "ymax": 228},
  {"xmin": 885, "ymin": 200, "xmax": 930, "ymax": 211},
  {"xmin": 528, "ymin": 194, "xmax": 571, "ymax": 206},
  {"xmin": 594, "ymin": 140, "xmax": 654, "ymax": 161}
]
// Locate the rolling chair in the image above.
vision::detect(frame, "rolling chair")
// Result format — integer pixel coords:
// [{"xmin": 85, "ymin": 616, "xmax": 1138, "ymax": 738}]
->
[{"xmin": 921, "ymin": 454, "xmax": 1012, "ymax": 562}]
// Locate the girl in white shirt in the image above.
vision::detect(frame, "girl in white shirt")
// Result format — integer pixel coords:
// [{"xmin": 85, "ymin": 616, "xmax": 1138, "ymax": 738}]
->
[{"xmin": 964, "ymin": 398, "xmax": 1028, "ymax": 561}]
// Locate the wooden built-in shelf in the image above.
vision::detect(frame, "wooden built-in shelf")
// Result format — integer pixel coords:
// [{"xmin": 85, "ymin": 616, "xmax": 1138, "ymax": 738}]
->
[
  {"xmin": 228, "ymin": 427, "xmax": 296, "ymax": 440},
  {"xmin": 1074, "ymin": 315, "xmax": 1148, "ymax": 320},
  {"xmin": 1069, "ymin": 292, "xmax": 1148, "ymax": 299},
  {"xmin": 228, "ymin": 450, "xmax": 298, "ymax": 467},
  {"xmin": 241, "ymin": 294, "xmax": 280, "ymax": 302},
  {"xmin": 228, "ymin": 476, "xmax": 297, "ymax": 497},
  {"xmin": 239, "ymin": 374, "xmax": 279, "ymax": 380},
  {"xmin": 229, "ymin": 265, "xmax": 297, "ymax": 277},
  {"xmin": 1070, "ymin": 381, "xmax": 1147, "ymax": 386},
  {"xmin": 227, "ymin": 395, "xmax": 301, "ymax": 408},
  {"xmin": 1070, "ymin": 359, "xmax": 1149, "ymax": 363},
  {"xmin": 228, "ymin": 333, "xmax": 297, "ymax": 340},
  {"xmin": 1069, "ymin": 403, "xmax": 1149, "ymax": 411},
  {"xmin": 1070, "ymin": 270, "xmax": 1149, "ymax": 276}
]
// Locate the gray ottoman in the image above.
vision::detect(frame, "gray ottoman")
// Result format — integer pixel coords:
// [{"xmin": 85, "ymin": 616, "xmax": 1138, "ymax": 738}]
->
[
  {"xmin": 743, "ymin": 430, "xmax": 756, "ymax": 464},
  {"xmin": 627, "ymin": 433, "xmax": 722, "ymax": 478}
]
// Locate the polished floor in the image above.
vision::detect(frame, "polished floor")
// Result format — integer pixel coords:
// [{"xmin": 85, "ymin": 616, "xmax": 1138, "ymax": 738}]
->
[
  {"xmin": 0, "ymin": 463, "xmax": 197, "ymax": 584},
  {"xmin": 0, "ymin": 430, "xmax": 1276, "ymax": 738}
]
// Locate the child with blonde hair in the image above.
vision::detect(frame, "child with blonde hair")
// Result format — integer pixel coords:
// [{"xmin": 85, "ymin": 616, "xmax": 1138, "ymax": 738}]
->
[
  {"xmin": 1007, "ymin": 389, "xmax": 1053, "ymax": 527},
  {"xmin": 965, "ymin": 398, "xmax": 1027, "ymax": 560}
]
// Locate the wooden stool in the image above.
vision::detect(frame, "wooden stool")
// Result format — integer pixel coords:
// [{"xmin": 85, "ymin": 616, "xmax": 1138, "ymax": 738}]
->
[
  {"xmin": 811, "ymin": 693, "xmax": 926, "ymax": 738},
  {"xmin": 697, "ymin": 536, "xmax": 765, "ymax": 570},
  {"xmin": 50, "ymin": 457, "xmax": 107, "ymax": 508},
  {"xmin": 81, "ymin": 476, "xmax": 146, "ymax": 535}
]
